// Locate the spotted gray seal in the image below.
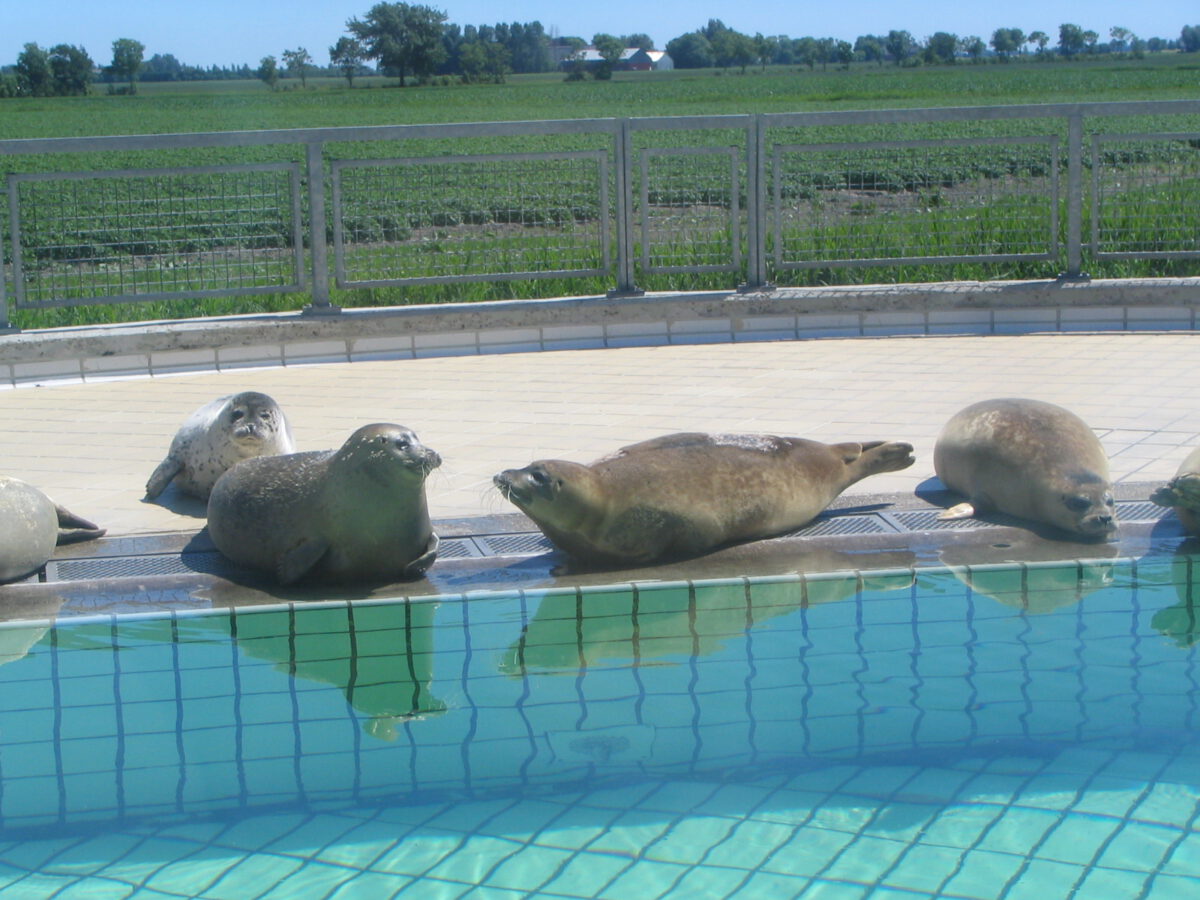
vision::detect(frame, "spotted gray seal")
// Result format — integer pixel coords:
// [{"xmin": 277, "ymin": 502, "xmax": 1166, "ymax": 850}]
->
[
  {"xmin": 494, "ymin": 432, "xmax": 916, "ymax": 567},
  {"xmin": 206, "ymin": 423, "xmax": 441, "ymax": 585},
  {"xmin": 145, "ymin": 391, "xmax": 295, "ymax": 501},
  {"xmin": 1150, "ymin": 446, "xmax": 1200, "ymax": 534},
  {"xmin": 0, "ymin": 476, "xmax": 105, "ymax": 584},
  {"xmin": 934, "ymin": 398, "xmax": 1116, "ymax": 538}
]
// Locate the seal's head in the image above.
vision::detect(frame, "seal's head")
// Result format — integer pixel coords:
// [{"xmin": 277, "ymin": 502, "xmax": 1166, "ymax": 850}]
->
[
  {"xmin": 494, "ymin": 460, "xmax": 598, "ymax": 529},
  {"xmin": 224, "ymin": 391, "xmax": 289, "ymax": 447},
  {"xmin": 1053, "ymin": 473, "xmax": 1117, "ymax": 538},
  {"xmin": 340, "ymin": 424, "xmax": 441, "ymax": 480}
]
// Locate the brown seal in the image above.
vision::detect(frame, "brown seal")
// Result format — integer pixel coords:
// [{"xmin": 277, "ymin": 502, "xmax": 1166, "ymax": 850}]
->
[
  {"xmin": 494, "ymin": 432, "xmax": 915, "ymax": 567},
  {"xmin": 145, "ymin": 391, "xmax": 295, "ymax": 501},
  {"xmin": 206, "ymin": 424, "xmax": 440, "ymax": 585},
  {"xmin": 0, "ymin": 476, "xmax": 105, "ymax": 584},
  {"xmin": 1151, "ymin": 446, "xmax": 1200, "ymax": 534},
  {"xmin": 934, "ymin": 398, "xmax": 1116, "ymax": 538}
]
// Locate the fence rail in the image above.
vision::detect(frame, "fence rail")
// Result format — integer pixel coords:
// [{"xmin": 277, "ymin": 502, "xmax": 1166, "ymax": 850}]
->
[{"xmin": 2, "ymin": 100, "xmax": 1199, "ymax": 329}]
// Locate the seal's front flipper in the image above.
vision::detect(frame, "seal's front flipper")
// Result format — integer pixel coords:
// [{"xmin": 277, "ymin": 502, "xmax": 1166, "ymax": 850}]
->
[
  {"xmin": 54, "ymin": 505, "xmax": 106, "ymax": 544},
  {"xmin": 403, "ymin": 533, "xmax": 440, "ymax": 579},
  {"xmin": 145, "ymin": 458, "xmax": 181, "ymax": 500},
  {"xmin": 939, "ymin": 502, "xmax": 977, "ymax": 520},
  {"xmin": 277, "ymin": 536, "xmax": 329, "ymax": 585}
]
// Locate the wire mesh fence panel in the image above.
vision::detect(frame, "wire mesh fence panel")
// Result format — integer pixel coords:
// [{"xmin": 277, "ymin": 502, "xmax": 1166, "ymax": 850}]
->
[
  {"xmin": 1091, "ymin": 134, "xmax": 1200, "ymax": 259},
  {"xmin": 8, "ymin": 163, "xmax": 304, "ymax": 309},
  {"xmin": 331, "ymin": 151, "xmax": 611, "ymax": 287},
  {"xmin": 769, "ymin": 136, "xmax": 1059, "ymax": 272},
  {"xmin": 636, "ymin": 146, "xmax": 742, "ymax": 276}
]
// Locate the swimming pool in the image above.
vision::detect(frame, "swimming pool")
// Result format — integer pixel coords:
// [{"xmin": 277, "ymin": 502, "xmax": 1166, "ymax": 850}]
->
[{"xmin": 0, "ymin": 554, "xmax": 1197, "ymax": 898}]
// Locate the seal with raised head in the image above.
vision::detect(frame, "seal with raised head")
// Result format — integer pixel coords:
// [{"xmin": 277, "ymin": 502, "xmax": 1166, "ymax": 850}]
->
[
  {"xmin": 206, "ymin": 423, "xmax": 441, "ymax": 585},
  {"xmin": 494, "ymin": 432, "xmax": 916, "ymax": 567},
  {"xmin": 1150, "ymin": 446, "xmax": 1200, "ymax": 534},
  {"xmin": 145, "ymin": 391, "xmax": 295, "ymax": 501},
  {"xmin": 934, "ymin": 397, "xmax": 1116, "ymax": 539},
  {"xmin": 1, "ymin": 476, "xmax": 106, "ymax": 584}
]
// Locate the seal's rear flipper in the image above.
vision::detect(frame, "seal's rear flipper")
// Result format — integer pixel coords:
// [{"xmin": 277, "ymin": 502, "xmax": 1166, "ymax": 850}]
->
[
  {"xmin": 403, "ymin": 533, "xmax": 440, "ymax": 579},
  {"xmin": 277, "ymin": 536, "xmax": 329, "ymax": 585},
  {"xmin": 145, "ymin": 458, "xmax": 181, "ymax": 500},
  {"xmin": 939, "ymin": 502, "xmax": 976, "ymax": 520},
  {"xmin": 54, "ymin": 505, "xmax": 106, "ymax": 544}
]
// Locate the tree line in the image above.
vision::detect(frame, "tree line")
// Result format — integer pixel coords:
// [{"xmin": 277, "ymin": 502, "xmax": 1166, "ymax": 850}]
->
[
  {"xmin": 3, "ymin": 4, "xmax": 1199, "ymax": 99},
  {"xmin": 667, "ymin": 20, "xmax": 1192, "ymax": 72}
]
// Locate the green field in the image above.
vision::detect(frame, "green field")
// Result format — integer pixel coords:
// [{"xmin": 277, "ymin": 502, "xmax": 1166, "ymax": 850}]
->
[
  {"xmin": 2, "ymin": 56, "xmax": 1198, "ymax": 328},
  {"xmin": 4, "ymin": 56, "xmax": 1198, "ymax": 141}
]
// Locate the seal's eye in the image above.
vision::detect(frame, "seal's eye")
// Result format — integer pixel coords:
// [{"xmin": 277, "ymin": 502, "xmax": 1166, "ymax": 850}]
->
[
  {"xmin": 529, "ymin": 469, "xmax": 548, "ymax": 485},
  {"xmin": 230, "ymin": 410, "xmax": 245, "ymax": 421},
  {"xmin": 1064, "ymin": 495, "xmax": 1092, "ymax": 513},
  {"xmin": 395, "ymin": 437, "xmax": 410, "ymax": 450},
  {"xmin": 1104, "ymin": 494, "xmax": 1115, "ymax": 508}
]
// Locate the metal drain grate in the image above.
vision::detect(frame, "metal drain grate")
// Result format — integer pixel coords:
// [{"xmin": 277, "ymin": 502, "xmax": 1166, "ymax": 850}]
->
[
  {"xmin": 787, "ymin": 514, "xmax": 894, "ymax": 537},
  {"xmin": 1115, "ymin": 500, "xmax": 1169, "ymax": 522},
  {"xmin": 48, "ymin": 552, "xmax": 230, "ymax": 581},
  {"xmin": 474, "ymin": 533, "xmax": 555, "ymax": 557},
  {"xmin": 437, "ymin": 537, "xmax": 482, "ymax": 560},
  {"xmin": 885, "ymin": 509, "xmax": 995, "ymax": 532}
]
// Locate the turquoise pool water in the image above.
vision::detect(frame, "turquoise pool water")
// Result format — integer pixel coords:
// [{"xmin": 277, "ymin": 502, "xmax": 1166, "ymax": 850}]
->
[{"xmin": 0, "ymin": 555, "xmax": 1198, "ymax": 898}]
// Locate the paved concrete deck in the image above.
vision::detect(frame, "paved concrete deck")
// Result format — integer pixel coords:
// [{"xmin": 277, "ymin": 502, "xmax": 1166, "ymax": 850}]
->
[{"xmin": 1, "ymin": 331, "xmax": 1198, "ymax": 540}]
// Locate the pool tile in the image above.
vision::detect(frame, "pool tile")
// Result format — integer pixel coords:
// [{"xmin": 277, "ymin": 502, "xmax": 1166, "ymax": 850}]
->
[
  {"xmin": 327, "ymin": 870, "xmax": 415, "ymax": 897},
  {"xmin": 998, "ymin": 858, "xmax": 1087, "ymax": 898},
  {"xmin": 596, "ymin": 857, "xmax": 691, "ymax": 898},
  {"xmin": 975, "ymin": 807, "xmax": 1059, "ymax": 855},
  {"xmin": 1160, "ymin": 832, "xmax": 1200, "ymax": 878},
  {"xmin": 478, "ymin": 843, "xmax": 574, "ymax": 892},
  {"xmin": 535, "ymin": 848, "xmax": 630, "ymax": 896},
  {"xmin": 876, "ymin": 842, "xmax": 967, "ymax": 893},
  {"xmin": 938, "ymin": 848, "xmax": 1026, "ymax": 897},
  {"xmin": 1035, "ymin": 813, "xmax": 1121, "ymax": 866},
  {"xmin": 200, "ymin": 852, "xmax": 308, "ymax": 900}
]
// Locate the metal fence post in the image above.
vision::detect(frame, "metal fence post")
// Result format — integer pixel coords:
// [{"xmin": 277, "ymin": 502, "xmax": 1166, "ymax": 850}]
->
[
  {"xmin": 608, "ymin": 118, "xmax": 642, "ymax": 297},
  {"xmin": 1061, "ymin": 111, "xmax": 1088, "ymax": 281},
  {"xmin": 303, "ymin": 140, "xmax": 341, "ymax": 315},
  {"xmin": 741, "ymin": 114, "xmax": 770, "ymax": 291}
]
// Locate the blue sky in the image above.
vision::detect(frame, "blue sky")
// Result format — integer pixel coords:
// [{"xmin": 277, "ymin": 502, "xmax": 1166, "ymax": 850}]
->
[{"xmin": 3, "ymin": 2, "xmax": 1189, "ymax": 68}]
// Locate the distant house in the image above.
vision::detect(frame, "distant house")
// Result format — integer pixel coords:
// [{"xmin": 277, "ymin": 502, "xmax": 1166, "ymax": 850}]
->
[{"xmin": 557, "ymin": 47, "xmax": 674, "ymax": 73}]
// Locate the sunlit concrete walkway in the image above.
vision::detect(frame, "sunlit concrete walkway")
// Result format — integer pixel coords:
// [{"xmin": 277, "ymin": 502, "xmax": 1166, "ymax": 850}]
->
[{"xmin": 1, "ymin": 331, "xmax": 1198, "ymax": 539}]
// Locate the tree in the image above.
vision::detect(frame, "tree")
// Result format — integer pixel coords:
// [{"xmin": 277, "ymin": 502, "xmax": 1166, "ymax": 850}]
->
[
  {"xmin": 257, "ymin": 55, "xmax": 279, "ymax": 90},
  {"xmin": 855, "ymin": 35, "xmax": 886, "ymax": 66},
  {"xmin": 591, "ymin": 33, "xmax": 625, "ymax": 80},
  {"xmin": 834, "ymin": 40, "xmax": 854, "ymax": 69},
  {"xmin": 48, "ymin": 44, "xmax": 94, "ymax": 96},
  {"xmin": 621, "ymin": 33, "xmax": 654, "ymax": 51},
  {"xmin": 991, "ymin": 28, "xmax": 1025, "ymax": 60},
  {"xmin": 329, "ymin": 37, "xmax": 366, "ymax": 86},
  {"xmin": 793, "ymin": 36, "xmax": 818, "ymax": 70},
  {"xmin": 712, "ymin": 30, "xmax": 757, "ymax": 73},
  {"xmin": 459, "ymin": 40, "xmax": 509, "ymax": 83},
  {"xmin": 15, "ymin": 43, "xmax": 52, "ymax": 97},
  {"xmin": 281, "ymin": 47, "xmax": 313, "ymax": 86},
  {"xmin": 109, "ymin": 38, "xmax": 144, "ymax": 93},
  {"xmin": 1028, "ymin": 31, "xmax": 1050, "ymax": 55},
  {"xmin": 885, "ymin": 30, "xmax": 916, "ymax": 65},
  {"xmin": 1058, "ymin": 23, "xmax": 1086, "ymax": 57},
  {"xmin": 753, "ymin": 33, "xmax": 775, "ymax": 72},
  {"xmin": 347, "ymin": 2, "xmax": 447, "ymax": 86},
  {"xmin": 665, "ymin": 32, "xmax": 713, "ymax": 69},
  {"xmin": 963, "ymin": 36, "xmax": 987, "ymax": 63},
  {"xmin": 1109, "ymin": 26, "xmax": 1131, "ymax": 55},
  {"xmin": 923, "ymin": 32, "xmax": 958, "ymax": 65},
  {"xmin": 1182, "ymin": 25, "xmax": 1200, "ymax": 53}
]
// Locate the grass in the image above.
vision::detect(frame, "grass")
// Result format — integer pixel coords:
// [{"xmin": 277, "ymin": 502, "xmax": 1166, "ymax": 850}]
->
[{"xmin": 2, "ymin": 55, "xmax": 1198, "ymax": 328}]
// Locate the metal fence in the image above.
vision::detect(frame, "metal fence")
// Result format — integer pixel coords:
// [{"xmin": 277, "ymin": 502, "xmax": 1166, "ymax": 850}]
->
[{"xmin": 2, "ymin": 100, "xmax": 1198, "ymax": 328}]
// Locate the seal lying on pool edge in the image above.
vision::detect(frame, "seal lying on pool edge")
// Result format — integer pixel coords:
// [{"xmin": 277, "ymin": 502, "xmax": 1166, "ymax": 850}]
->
[
  {"xmin": 0, "ymin": 476, "xmax": 106, "ymax": 584},
  {"xmin": 1150, "ymin": 445, "xmax": 1200, "ymax": 534},
  {"xmin": 933, "ymin": 397, "xmax": 1116, "ymax": 539},
  {"xmin": 494, "ymin": 432, "xmax": 916, "ymax": 568},
  {"xmin": 145, "ymin": 391, "xmax": 295, "ymax": 501},
  {"xmin": 206, "ymin": 424, "xmax": 440, "ymax": 585}
]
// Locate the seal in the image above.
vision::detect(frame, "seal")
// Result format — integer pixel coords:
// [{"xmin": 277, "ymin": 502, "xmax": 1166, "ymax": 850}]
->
[
  {"xmin": 0, "ymin": 475, "xmax": 106, "ymax": 584},
  {"xmin": 145, "ymin": 391, "xmax": 295, "ymax": 501},
  {"xmin": 933, "ymin": 398, "xmax": 1116, "ymax": 538},
  {"xmin": 494, "ymin": 432, "xmax": 916, "ymax": 567},
  {"xmin": 1150, "ymin": 446, "xmax": 1200, "ymax": 534},
  {"xmin": 206, "ymin": 423, "xmax": 441, "ymax": 585}
]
